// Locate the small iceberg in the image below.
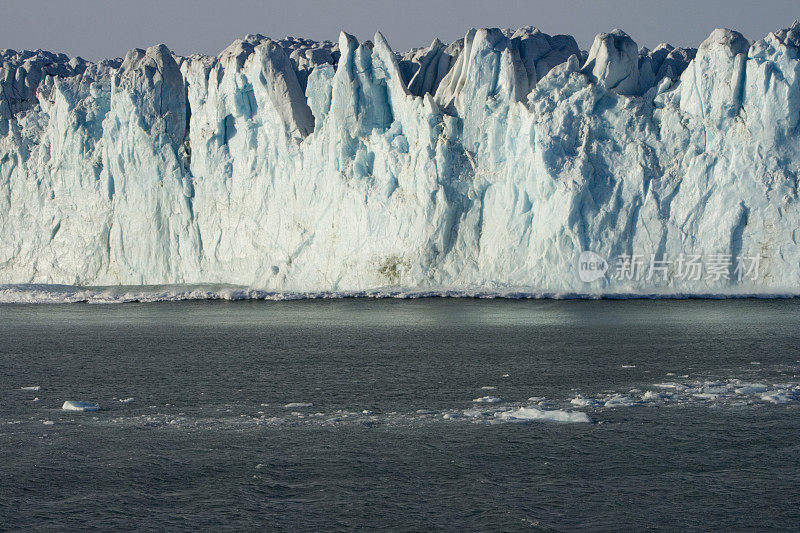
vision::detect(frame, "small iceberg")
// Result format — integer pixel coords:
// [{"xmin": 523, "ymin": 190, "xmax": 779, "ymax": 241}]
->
[
  {"xmin": 283, "ymin": 402, "xmax": 313, "ymax": 408},
  {"xmin": 119, "ymin": 397, "xmax": 135, "ymax": 404},
  {"xmin": 62, "ymin": 401, "xmax": 100, "ymax": 412},
  {"xmin": 21, "ymin": 386, "xmax": 40, "ymax": 391}
]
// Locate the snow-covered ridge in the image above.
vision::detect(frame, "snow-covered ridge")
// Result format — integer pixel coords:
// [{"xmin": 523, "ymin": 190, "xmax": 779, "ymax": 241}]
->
[{"xmin": 1, "ymin": 23, "xmax": 800, "ymax": 295}]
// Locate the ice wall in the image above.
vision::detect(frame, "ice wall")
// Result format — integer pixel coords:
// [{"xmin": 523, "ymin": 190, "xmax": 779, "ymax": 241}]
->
[{"xmin": 1, "ymin": 23, "xmax": 799, "ymax": 294}]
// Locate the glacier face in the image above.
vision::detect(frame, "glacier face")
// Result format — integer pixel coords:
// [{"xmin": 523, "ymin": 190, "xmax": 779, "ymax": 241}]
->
[{"xmin": 1, "ymin": 23, "xmax": 800, "ymax": 295}]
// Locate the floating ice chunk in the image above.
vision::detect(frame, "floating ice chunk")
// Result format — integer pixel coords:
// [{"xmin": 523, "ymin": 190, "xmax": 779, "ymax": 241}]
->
[
  {"xmin": 655, "ymin": 382, "xmax": 690, "ymax": 391},
  {"xmin": 462, "ymin": 408, "xmax": 493, "ymax": 418},
  {"xmin": 621, "ymin": 365, "xmax": 636, "ymax": 369},
  {"xmin": 283, "ymin": 402, "xmax": 313, "ymax": 408},
  {"xmin": 472, "ymin": 396, "xmax": 502, "ymax": 404},
  {"xmin": 42, "ymin": 420, "xmax": 54, "ymax": 425},
  {"xmin": 62, "ymin": 401, "xmax": 100, "ymax": 412},
  {"xmin": 32, "ymin": 397, "xmax": 40, "ymax": 402},
  {"xmin": 734, "ymin": 384, "xmax": 768, "ymax": 395},
  {"xmin": 692, "ymin": 393, "xmax": 720, "ymax": 400},
  {"xmin": 760, "ymin": 391, "xmax": 795, "ymax": 404},
  {"xmin": 481, "ymin": 386, "xmax": 497, "ymax": 390},
  {"xmin": 641, "ymin": 391, "xmax": 671, "ymax": 401},
  {"xmin": 496, "ymin": 407, "xmax": 590, "ymax": 424},
  {"xmin": 570, "ymin": 396, "xmax": 602, "ymax": 407},
  {"xmin": 21, "ymin": 386, "xmax": 40, "ymax": 391},
  {"xmin": 119, "ymin": 397, "xmax": 135, "ymax": 403},
  {"xmin": 603, "ymin": 394, "xmax": 637, "ymax": 407}
]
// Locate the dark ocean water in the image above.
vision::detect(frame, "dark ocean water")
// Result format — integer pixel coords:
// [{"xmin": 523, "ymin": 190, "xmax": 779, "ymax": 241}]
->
[{"xmin": 1, "ymin": 299, "xmax": 799, "ymax": 531}]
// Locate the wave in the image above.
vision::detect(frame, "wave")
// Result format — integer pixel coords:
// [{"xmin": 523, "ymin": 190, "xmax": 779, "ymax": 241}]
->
[{"xmin": 0, "ymin": 283, "xmax": 798, "ymax": 304}]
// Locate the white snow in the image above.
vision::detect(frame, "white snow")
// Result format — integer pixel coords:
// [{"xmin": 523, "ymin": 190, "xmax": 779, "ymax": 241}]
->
[
  {"xmin": 1, "ymin": 23, "xmax": 800, "ymax": 295},
  {"xmin": 61, "ymin": 401, "xmax": 100, "ymax": 412}
]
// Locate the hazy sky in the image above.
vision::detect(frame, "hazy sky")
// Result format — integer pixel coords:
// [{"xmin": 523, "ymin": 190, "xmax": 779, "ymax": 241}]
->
[{"xmin": 2, "ymin": 0, "xmax": 799, "ymax": 60}]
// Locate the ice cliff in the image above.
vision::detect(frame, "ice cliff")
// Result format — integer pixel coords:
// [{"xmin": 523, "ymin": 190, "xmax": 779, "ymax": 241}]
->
[{"xmin": 2, "ymin": 23, "xmax": 800, "ymax": 295}]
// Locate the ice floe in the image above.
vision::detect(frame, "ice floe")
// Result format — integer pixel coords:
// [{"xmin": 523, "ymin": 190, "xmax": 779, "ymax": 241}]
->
[
  {"xmin": 62, "ymin": 401, "xmax": 100, "ymax": 412},
  {"xmin": 575, "ymin": 378, "xmax": 800, "ymax": 409},
  {"xmin": 495, "ymin": 407, "xmax": 590, "ymax": 424},
  {"xmin": 473, "ymin": 396, "xmax": 502, "ymax": 403}
]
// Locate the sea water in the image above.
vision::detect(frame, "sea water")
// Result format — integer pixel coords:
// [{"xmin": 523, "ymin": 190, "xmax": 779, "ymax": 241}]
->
[{"xmin": 1, "ymin": 298, "xmax": 798, "ymax": 530}]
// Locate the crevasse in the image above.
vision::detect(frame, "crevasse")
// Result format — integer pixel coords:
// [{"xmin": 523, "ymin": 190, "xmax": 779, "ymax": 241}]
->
[{"xmin": 1, "ymin": 24, "xmax": 799, "ymax": 295}]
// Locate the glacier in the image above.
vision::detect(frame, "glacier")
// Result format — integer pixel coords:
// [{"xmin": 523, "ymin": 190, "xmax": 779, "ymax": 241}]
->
[{"xmin": 1, "ymin": 23, "xmax": 800, "ymax": 297}]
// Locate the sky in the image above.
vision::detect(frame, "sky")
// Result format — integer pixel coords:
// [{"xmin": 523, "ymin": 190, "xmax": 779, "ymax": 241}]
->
[{"xmin": 1, "ymin": 0, "xmax": 799, "ymax": 60}]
